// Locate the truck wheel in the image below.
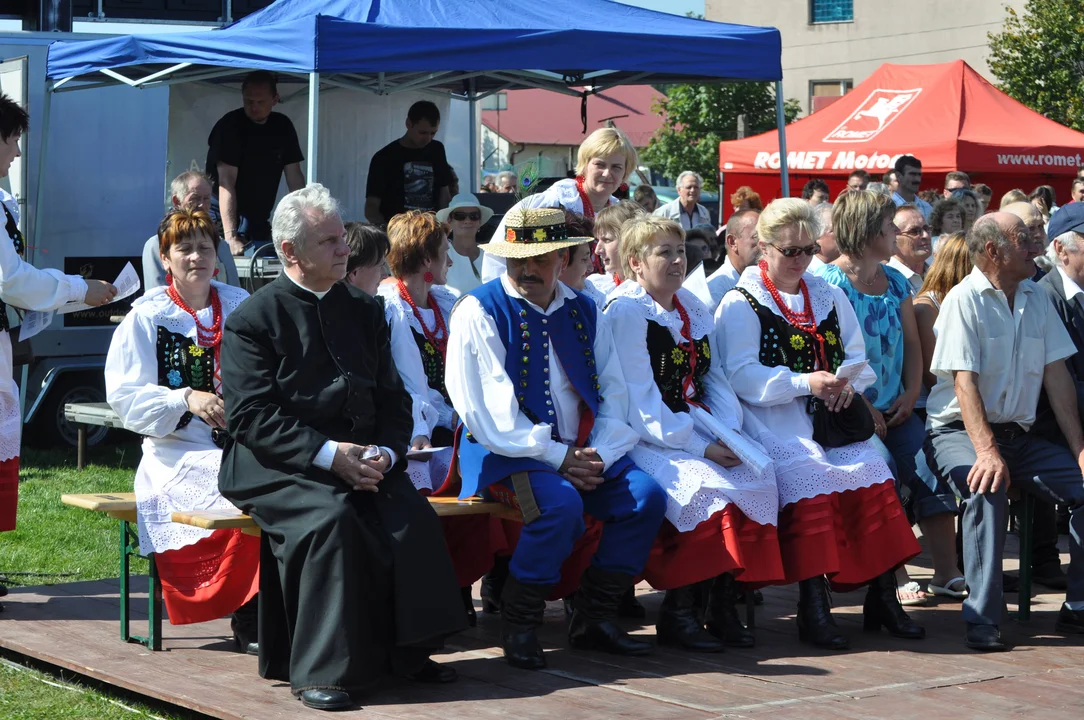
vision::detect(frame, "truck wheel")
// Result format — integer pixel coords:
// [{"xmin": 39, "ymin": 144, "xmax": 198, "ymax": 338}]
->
[{"xmin": 30, "ymin": 378, "xmax": 110, "ymax": 449}]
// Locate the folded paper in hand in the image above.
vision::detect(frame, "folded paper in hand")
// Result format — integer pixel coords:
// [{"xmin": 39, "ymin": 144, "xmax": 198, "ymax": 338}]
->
[
  {"xmin": 406, "ymin": 446, "xmax": 450, "ymax": 461},
  {"xmin": 834, "ymin": 359, "xmax": 869, "ymax": 385}
]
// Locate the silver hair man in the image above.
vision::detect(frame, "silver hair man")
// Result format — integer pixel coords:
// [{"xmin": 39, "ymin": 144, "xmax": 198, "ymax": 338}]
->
[{"xmin": 271, "ymin": 183, "xmax": 341, "ymax": 264}]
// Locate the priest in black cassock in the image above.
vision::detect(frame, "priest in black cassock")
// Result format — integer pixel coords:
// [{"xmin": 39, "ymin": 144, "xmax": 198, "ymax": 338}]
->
[{"xmin": 218, "ymin": 184, "xmax": 466, "ymax": 712}]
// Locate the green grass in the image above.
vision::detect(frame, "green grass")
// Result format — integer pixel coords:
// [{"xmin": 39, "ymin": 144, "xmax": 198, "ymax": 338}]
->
[
  {"xmin": 0, "ymin": 659, "xmax": 196, "ymax": 719},
  {"xmin": 1, "ymin": 443, "xmax": 148, "ymax": 586}
]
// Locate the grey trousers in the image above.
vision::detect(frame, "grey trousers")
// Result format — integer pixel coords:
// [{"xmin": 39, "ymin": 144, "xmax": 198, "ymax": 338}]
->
[{"xmin": 924, "ymin": 422, "xmax": 1084, "ymax": 626}]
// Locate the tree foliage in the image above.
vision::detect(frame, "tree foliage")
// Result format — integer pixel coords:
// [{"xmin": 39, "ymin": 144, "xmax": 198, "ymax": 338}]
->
[
  {"xmin": 988, "ymin": 0, "xmax": 1084, "ymax": 132},
  {"xmin": 641, "ymin": 83, "xmax": 800, "ymax": 191}
]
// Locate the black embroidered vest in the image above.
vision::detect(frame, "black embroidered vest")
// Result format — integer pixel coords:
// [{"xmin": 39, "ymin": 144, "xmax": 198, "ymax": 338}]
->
[
  {"xmin": 735, "ymin": 288, "xmax": 845, "ymax": 374},
  {"xmin": 157, "ymin": 326, "xmax": 215, "ymax": 431},
  {"xmin": 409, "ymin": 328, "xmax": 450, "ymax": 402},
  {"xmin": 645, "ymin": 319, "xmax": 710, "ymax": 413},
  {"xmin": 0, "ymin": 203, "xmax": 26, "ymax": 333}
]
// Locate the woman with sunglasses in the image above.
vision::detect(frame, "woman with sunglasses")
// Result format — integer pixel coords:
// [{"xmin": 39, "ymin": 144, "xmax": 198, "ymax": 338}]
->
[
  {"xmin": 606, "ymin": 216, "xmax": 782, "ymax": 652},
  {"xmin": 718, "ymin": 198, "xmax": 922, "ymax": 651},
  {"xmin": 379, "ymin": 210, "xmax": 506, "ymax": 626},
  {"xmin": 438, "ymin": 193, "xmax": 493, "ymax": 295},
  {"xmin": 105, "ymin": 208, "xmax": 260, "ymax": 652}
]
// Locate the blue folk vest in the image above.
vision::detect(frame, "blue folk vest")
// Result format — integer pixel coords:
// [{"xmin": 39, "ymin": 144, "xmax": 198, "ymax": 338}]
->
[{"xmin": 455, "ymin": 279, "xmax": 632, "ymax": 498}]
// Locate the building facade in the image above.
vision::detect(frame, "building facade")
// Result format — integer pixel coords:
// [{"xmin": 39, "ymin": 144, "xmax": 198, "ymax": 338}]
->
[{"xmin": 705, "ymin": 0, "xmax": 1026, "ymax": 115}]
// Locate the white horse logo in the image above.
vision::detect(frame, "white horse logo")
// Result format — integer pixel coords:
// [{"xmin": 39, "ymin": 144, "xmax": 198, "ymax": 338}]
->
[{"xmin": 823, "ymin": 88, "xmax": 922, "ymax": 143}]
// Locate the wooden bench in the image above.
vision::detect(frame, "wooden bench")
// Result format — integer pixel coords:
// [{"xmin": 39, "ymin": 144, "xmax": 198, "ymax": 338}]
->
[
  {"xmin": 62, "ymin": 491, "xmax": 520, "ymax": 651},
  {"xmin": 63, "ymin": 402, "xmax": 128, "ymax": 470}
]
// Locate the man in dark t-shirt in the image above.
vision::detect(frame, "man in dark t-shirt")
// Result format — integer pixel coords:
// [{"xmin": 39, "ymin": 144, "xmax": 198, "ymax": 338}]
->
[
  {"xmin": 206, "ymin": 71, "xmax": 306, "ymax": 255},
  {"xmin": 364, "ymin": 101, "xmax": 452, "ymax": 226}
]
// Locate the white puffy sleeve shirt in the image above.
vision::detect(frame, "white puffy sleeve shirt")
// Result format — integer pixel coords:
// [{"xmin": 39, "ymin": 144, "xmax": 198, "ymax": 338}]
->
[
  {"xmin": 446, "ymin": 276, "xmax": 638, "ymax": 472},
  {"xmin": 0, "ymin": 190, "xmax": 87, "ymax": 312}
]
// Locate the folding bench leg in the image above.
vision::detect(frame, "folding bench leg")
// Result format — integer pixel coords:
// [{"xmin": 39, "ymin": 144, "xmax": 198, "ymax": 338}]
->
[
  {"xmin": 120, "ymin": 519, "xmax": 163, "ymax": 650},
  {"xmin": 1016, "ymin": 494, "xmax": 1036, "ymax": 622}
]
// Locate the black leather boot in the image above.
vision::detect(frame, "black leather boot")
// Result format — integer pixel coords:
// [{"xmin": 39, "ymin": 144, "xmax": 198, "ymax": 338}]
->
[
  {"xmin": 863, "ymin": 571, "xmax": 925, "ymax": 639},
  {"xmin": 620, "ymin": 586, "xmax": 647, "ymax": 619},
  {"xmin": 231, "ymin": 595, "xmax": 259, "ymax": 656},
  {"xmin": 705, "ymin": 573, "xmax": 755, "ymax": 648},
  {"xmin": 796, "ymin": 577, "xmax": 849, "ymax": 650},
  {"xmin": 461, "ymin": 586, "xmax": 477, "ymax": 627},
  {"xmin": 500, "ymin": 576, "xmax": 552, "ymax": 669},
  {"xmin": 482, "ymin": 555, "xmax": 510, "ymax": 614},
  {"xmin": 656, "ymin": 583, "xmax": 726, "ymax": 652},
  {"xmin": 568, "ymin": 566, "xmax": 653, "ymax": 656}
]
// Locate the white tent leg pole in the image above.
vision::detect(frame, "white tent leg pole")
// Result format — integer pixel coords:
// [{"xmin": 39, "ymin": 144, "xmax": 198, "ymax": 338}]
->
[
  {"xmin": 775, "ymin": 80, "xmax": 789, "ymax": 197},
  {"xmin": 23, "ymin": 81, "xmax": 54, "ymax": 422},
  {"xmin": 468, "ymin": 78, "xmax": 478, "ymax": 192},
  {"xmin": 307, "ymin": 72, "xmax": 319, "ymax": 183}
]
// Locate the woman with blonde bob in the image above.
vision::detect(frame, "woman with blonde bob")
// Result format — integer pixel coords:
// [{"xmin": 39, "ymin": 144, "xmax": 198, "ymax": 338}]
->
[
  {"xmin": 482, "ymin": 127, "xmax": 639, "ymax": 282},
  {"xmin": 379, "ymin": 210, "xmax": 506, "ymax": 626},
  {"xmin": 718, "ymin": 198, "xmax": 923, "ymax": 651},
  {"xmin": 605, "ymin": 215, "xmax": 782, "ymax": 652}
]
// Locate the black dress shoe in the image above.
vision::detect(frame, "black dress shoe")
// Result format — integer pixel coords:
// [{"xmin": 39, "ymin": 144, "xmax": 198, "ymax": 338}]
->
[
  {"xmin": 245, "ymin": 642, "xmax": 258, "ymax": 656},
  {"xmin": 408, "ymin": 659, "xmax": 458, "ymax": 684},
  {"xmin": 1054, "ymin": 605, "xmax": 1084, "ymax": 635},
  {"xmin": 299, "ymin": 689, "xmax": 353, "ymax": 711},
  {"xmin": 1033, "ymin": 567, "xmax": 1069, "ymax": 591},
  {"xmin": 966, "ymin": 623, "xmax": 1007, "ymax": 651}
]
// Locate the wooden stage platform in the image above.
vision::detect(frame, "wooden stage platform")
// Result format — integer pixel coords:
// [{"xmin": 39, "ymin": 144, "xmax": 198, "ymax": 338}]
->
[{"xmin": 1, "ymin": 537, "xmax": 1082, "ymax": 719}]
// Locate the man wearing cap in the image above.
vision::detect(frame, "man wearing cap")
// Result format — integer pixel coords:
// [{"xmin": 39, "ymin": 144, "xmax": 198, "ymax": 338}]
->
[
  {"xmin": 922, "ymin": 212, "xmax": 1084, "ymax": 651},
  {"xmin": 437, "ymin": 193, "xmax": 492, "ymax": 295},
  {"xmin": 444, "ymin": 207, "xmax": 667, "ymax": 670}
]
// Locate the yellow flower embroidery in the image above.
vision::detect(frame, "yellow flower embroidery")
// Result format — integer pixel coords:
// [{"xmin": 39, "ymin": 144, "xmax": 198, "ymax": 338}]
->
[
  {"xmin": 532, "ymin": 228, "xmax": 548, "ymax": 242},
  {"xmin": 825, "ymin": 330, "xmax": 838, "ymax": 346},
  {"xmin": 702, "ymin": 343, "xmax": 711, "ymax": 360},
  {"xmin": 789, "ymin": 335, "xmax": 806, "ymax": 350},
  {"xmin": 189, "ymin": 346, "xmax": 205, "ymax": 357},
  {"xmin": 670, "ymin": 347, "xmax": 686, "ymax": 365},
  {"xmin": 424, "ymin": 342, "xmax": 436, "ymax": 356}
]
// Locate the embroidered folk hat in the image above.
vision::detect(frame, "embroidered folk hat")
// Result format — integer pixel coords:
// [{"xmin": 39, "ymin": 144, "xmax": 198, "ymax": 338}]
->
[{"xmin": 483, "ymin": 207, "xmax": 593, "ymax": 259}]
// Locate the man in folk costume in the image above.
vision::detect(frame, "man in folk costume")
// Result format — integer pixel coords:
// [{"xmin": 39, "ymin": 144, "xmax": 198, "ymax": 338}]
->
[
  {"xmin": 218, "ymin": 185, "xmax": 464, "ymax": 712},
  {"xmin": 444, "ymin": 207, "xmax": 668, "ymax": 669}
]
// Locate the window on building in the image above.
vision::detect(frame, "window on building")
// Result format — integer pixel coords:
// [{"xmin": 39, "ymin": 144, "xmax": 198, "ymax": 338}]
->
[
  {"xmin": 809, "ymin": 0, "xmax": 853, "ymax": 24},
  {"xmin": 809, "ymin": 80, "xmax": 853, "ymax": 113}
]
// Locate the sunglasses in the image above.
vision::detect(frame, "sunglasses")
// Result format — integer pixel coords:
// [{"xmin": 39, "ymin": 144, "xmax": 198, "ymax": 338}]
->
[
  {"xmin": 768, "ymin": 242, "xmax": 820, "ymax": 258},
  {"xmin": 451, "ymin": 211, "xmax": 482, "ymax": 222}
]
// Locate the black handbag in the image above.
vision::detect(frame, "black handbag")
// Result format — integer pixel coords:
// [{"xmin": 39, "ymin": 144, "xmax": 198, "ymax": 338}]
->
[{"xmin": 807, "ymin": 394, "xmax": 876, "ymax": 448}]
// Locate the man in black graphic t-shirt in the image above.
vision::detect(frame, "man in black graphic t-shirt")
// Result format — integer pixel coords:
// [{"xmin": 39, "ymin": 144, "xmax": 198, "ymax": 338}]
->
[
  {"xmin": 365, "ymin": 101, "xmax": 452, "ymax": 226},
  {"xmin": 206, "ymin": 71, "xmax": 306, "ymax": 255}
]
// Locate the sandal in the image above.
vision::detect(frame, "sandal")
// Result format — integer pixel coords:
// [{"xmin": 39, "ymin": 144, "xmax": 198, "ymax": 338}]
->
[
  {"xmin": 897, "ymin": 581, "xmax": 928, "ymax": 607},
  {"xmin": 928, "ymin": 576, "xmax": 968, "ymax": 599}
]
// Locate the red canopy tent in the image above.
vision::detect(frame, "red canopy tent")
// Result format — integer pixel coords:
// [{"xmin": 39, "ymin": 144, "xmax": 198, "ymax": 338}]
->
[{"xmin": 718, "ymin": 60, "xmax": 1084, "ymax": 217}]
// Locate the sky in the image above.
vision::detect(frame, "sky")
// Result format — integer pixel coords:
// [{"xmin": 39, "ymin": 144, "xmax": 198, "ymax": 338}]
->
[{"xmin": 615, "ymin": 0, "xmax": 704, "ymax": 17}]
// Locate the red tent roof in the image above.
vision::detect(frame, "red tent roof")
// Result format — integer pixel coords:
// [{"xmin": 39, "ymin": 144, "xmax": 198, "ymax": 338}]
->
[
  {"xmin": 481, "ymin": 86, "xmax": 665, "ymax": 148},
  {"xmin": 719, "ymin": 60, "xmax": 1084, "ymax": 176}
]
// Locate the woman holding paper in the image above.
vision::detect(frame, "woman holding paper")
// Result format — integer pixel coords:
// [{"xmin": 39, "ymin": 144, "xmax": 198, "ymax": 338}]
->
[
  {"xmin": 605, "ymin": 216, "xmax": 782, "ymax": 653},
  {"xmin": 0, "ymin": 93, "xmax": 117, "ymax": 601},
  {"xmin": 379, "ymin": 210, "xmax": 506, "ymax": 626},
  {"xmin": 718, "ymin": 198, "xmax": 923, "ymax": 651},
  {"xmin": 105, "ymin": 209, "xmax": 258, "ymax": 648},
  {"xmin": 818, "ymin": 191, "xmax": 962, "ymax": 606}
]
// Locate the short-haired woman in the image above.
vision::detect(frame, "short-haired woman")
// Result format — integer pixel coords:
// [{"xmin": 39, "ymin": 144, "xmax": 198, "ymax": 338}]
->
[
  {"xmin": 105, "ymin": 208, "xmax": 259, "ymax": 649},
  {"xmin": 929, "ymin": 198, "xmax": 964, "ymax": 254},
  {"xmin": 586, "ymin": 200, "xmax": 646, "ymax": 300},
  {"xmin": 343, "ymin": 221, "xmax": 389, "ymax": 295},
  {"xmin": 730, "ymin": 186, "xmax": 764, "ymax": 212},
  {"xmin": 633, "ymin": 184, "xmax": 659, "ymax": 213},
  {"xmin": 606, "ymin": 216, "xmax": 782, "ymax": 652},
  {"xmin": 379, "ymin": 210, "xmax": 506, "ymax": 626},
  {"xmin": 0, "ymin": 94, "xmax": 117, "ymax": 590},
  {"xmin": 719, "ymin": 198, "xmax": 923, "ymax": 650},
  {"xmin": 481, "ymin": 127, "xmax": 639, "ymax": 282}
]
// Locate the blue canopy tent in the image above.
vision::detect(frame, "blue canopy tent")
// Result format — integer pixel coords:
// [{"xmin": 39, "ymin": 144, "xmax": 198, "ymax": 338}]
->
[{"xmin": 37, "ymin": 0, "xmax": 788, "ymax": 244}]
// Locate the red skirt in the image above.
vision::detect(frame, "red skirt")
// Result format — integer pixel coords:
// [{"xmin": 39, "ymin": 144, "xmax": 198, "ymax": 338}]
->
[
  {"xmin": 0, "ymin": 456, "xmax": 18, "ymax": 532},
  {"xmin": 643, "ymin": 507, "xmax": 784, "ymax": 590},
  {"xmin": 153, "ymin": 528, "xmax": 260, "ymax": 625},
  {"xmin": 779, "ymin": 480, "xmax": 920, "ymax": 591},
  {"xmin": 441, "ymin": 515, "xmax": 513, "ymax": 588}
]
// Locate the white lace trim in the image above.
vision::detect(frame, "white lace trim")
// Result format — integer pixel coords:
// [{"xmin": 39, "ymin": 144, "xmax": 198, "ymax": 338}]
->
[
  {"xmin": 378, "ymin": 283, "xmax": 458, "ymax": 338},
  {"xmin": 735, "ymin": 266, "xmax": 836, "ymax": 324},
  {"xmin": 0, "ymin": 382, "xmax": 21, "ymax": 462},
  {"xmin": 628, "ymin": 436, "xmax": 778, "ymax": 530},
  {"xmin": 586, "ymin": 273, "xmax": 618, "ymax": 298},
  {"xmin": 608, "ymin": 283, "xmax": 715, "ymax": 342},
  {"xmin": 405, "ymin": 447, "xmax": 454, "ymax": 493},
  {"xmin": 130, "ymin": 282, "xmax": 248, "ymax": 343}
]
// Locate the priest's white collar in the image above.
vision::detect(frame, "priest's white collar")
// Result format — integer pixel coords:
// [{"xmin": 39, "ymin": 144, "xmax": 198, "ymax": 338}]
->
[{"xmin": 285, "ymin": 267, "xmax": 331, "ymax": 299}]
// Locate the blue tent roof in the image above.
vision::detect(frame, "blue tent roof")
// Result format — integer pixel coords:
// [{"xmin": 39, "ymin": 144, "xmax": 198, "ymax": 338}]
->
[{"xmin": 46, "ymin": 0, "xmax": 781, "ymax": 86}]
